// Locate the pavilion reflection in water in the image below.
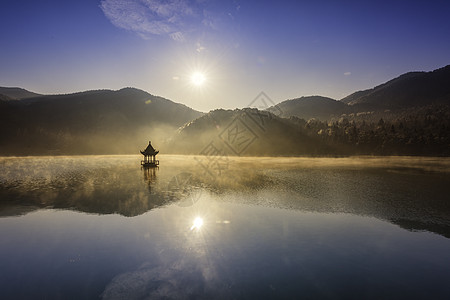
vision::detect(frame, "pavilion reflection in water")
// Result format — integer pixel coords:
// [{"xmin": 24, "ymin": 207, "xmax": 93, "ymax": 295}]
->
[{"xmin": 143, "ymin": 165, "xmax": 158, "ymax": 190}]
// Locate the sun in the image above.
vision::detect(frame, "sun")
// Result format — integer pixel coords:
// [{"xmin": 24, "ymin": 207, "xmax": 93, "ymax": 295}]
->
[{"xmin": 191, "ymin": 72, "xmax": 206, "ymax": 86}]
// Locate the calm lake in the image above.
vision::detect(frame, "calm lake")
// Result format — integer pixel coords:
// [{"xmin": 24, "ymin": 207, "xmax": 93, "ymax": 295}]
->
[{"xmin": 1, "ymin": 155, "xmax": 450, "ymax": 299}]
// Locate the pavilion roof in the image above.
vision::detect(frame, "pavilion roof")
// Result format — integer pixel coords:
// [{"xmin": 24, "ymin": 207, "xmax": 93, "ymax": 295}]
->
[{"xmin": 140, "ymin": 141, "xmax": 159, "ymax": 156}]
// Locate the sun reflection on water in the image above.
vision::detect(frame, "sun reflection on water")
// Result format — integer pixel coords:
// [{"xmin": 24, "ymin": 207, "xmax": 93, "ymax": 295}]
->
[{"xmin": 190, "ymin": 217, "xmax": 204, "ymax": 230}]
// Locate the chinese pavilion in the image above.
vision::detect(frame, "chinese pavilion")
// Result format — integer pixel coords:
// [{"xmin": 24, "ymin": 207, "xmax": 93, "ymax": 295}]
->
[{"xmin": 140, "ymin": 141, "xmax": 159, "ymax": 168}]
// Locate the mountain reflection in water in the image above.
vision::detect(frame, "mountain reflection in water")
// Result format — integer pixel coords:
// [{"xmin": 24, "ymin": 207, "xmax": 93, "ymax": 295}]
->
[
  {"xmin": 1, "ymin": 155, "xmax": 449, "ymax": 237},
  {"xmin": 1, "ymin": 155, "xmax": 450, "ymax": 299}
]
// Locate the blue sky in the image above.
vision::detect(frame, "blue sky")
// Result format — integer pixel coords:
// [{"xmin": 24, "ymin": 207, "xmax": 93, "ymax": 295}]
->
[{"xmin": 1, "ymin": 0, "xmax": 449, "ymax": 111}]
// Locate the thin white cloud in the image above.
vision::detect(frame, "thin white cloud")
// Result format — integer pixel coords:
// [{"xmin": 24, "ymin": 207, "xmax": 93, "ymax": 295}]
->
[
  {"xmin": 100, "ymin": 0, "xmax": 198, "ymax": 40},
  {"xmin": 344, "ymin": 72, "xmax": 351, "ymax": 76}
]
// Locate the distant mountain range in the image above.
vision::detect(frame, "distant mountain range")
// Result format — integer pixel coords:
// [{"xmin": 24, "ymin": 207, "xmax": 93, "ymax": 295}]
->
[
  {"xmin": 164, "ymin": 108, "xmax": 332, "ymax": 156},
  {"xmin": 0, "ymin": 88, "xmax": 202, "ymax": 155},
  {"xmin": 267, "ymin": 96, "xmax": 347, "ymax": 121},
  {"xmin": 267, "ymin": 65, "xmax": 450, "ymax": 121},
  {"xmin": 341, "ymin": 65, "xmax": 450, "ymax": 108},
  {"xmin": 1, "ymin": 64, "xmax": 449, "ymax": 156},
  {"xmin": 0, "ymin": 87, "xmax": 42, "ymax": 100},
  {"xmin": 169, "ymin": 65, "xmax": 450, "ymax": 156}
]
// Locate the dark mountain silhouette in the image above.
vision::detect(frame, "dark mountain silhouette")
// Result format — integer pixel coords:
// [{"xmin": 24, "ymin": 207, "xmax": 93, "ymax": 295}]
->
[
  {"xmin": 168, "ymin": 63, "xmax": 450, "ymax": 155},
  {"xmin": 0, "ymin": 87, "xmax": 42, "ymax": 100},
  {"xmin": 0, "ymin": 87, "xmax": 203, "ymax": 155},
  {"xmin": 165, "ymin": 108, "xmax": 334, "ymax": 156},
  {"xmin": 341, "ymin": 65, "xmax": 450, "ymax": 109},
  {"xmin": 263, "ymin": 65, "xmax": 450, "ymax": 127},
  {"xmin": 267, "ymin": 96, "xmax": 347, "ymax": 121},
  {"xmin": 1, "ymin": 65, "xmax": 449, "ymax": 156}
]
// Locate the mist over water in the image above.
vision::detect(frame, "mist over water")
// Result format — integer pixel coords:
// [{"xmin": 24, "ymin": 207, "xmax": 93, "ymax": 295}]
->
[{"xmin": 1, "ymin": 155, "xmax": 450, "ymax": 299}]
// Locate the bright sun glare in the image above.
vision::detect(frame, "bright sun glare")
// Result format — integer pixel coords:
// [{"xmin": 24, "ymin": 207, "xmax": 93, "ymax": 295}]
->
[
  {"xmin": 191, "ymin": 217, "xmax": 204, "ymax": 230},
  {"xmin": 191, "ymin": 72, "xmax": 206, "ymax": 86}
]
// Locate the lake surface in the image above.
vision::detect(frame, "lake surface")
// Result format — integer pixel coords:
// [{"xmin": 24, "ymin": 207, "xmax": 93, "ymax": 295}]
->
[{"xmin": 1, "ymin": 155, "xmax": 450, "ymax": 299}]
